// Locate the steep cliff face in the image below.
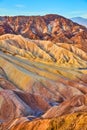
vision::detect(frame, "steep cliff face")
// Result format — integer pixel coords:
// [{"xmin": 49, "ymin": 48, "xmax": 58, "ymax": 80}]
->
[{"xmin": 0, "ymin": 14, "xmax": 87, "ymax": 52}]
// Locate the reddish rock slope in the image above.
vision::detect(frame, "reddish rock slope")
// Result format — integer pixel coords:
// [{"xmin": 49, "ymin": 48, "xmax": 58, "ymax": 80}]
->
[
  {"xmin": 0, "ymin": 34, "xmax": 87, "ymax": 129},
  {"xmin": 0, "ymin": 15, "xmax": 87, "ymax": 52}
]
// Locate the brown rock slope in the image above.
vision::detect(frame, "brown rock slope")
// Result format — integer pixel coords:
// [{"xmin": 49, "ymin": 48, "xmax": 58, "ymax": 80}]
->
[
  {"xmin": 0, "ymin": 14, "xmax": 87, "ymax": 52},
  {"xmin": 8, "ymin": 112, "xmax": 87, "ymax": 130},
  {"xmin": 43, "ymin": 95, "xmax": 87, "ymax": 118},
  {"xmin": 0, "ymin": 34, "xmax": 87, "ymax": 129}
]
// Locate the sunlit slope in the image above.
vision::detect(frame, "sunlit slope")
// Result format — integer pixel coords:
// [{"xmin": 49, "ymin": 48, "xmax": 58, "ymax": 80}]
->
[
  {"xmin": 0, "ymin": 34, "xmax": 87, "ymax": 90},
  {"xmin": 0, "ymin": 34, "xmax": 87, "ymax": 104},
  {"xmin": 0, "ymin": 14, "xmax": 87, "ymax": 50},
  {"xmin": 0, "ymin": 34, "xmax": 87, "ymax": 67},
  {"xmin": 1, "ymin": 34, "xmax": 87, "ymax": 129},
  {"xmin": 0, "ymin": 34, "xmax": 87, "ymax": 85},
  {"xmin": 9, "ymin": 112, "xmax": 87, "ymax": 130}
]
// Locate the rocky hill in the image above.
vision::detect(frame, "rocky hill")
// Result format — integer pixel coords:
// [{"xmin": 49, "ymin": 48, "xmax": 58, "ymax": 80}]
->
[
  {"xmin": 1, "ymin": 14, "xmax": 87, "ymax": 129},
  {"xmin": 0, "ymin": 34, "xmax": 87, "ymax": 129},
  {"xmin": 0, "ymin": 14, "xmax": 87, "ymax": 53}
]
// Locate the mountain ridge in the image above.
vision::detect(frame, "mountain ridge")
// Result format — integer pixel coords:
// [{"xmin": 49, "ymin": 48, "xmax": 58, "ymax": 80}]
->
[
  {"xmin": 1, "ymin": 14, "xmax": 87, "ymax": 129},
  {"xmin": 0, "ymin": 14, "xmax": 87, "ymax": 48},
  {"xmin": 71, "ymin": 17, "xmax": 87, "ymax": 27}
]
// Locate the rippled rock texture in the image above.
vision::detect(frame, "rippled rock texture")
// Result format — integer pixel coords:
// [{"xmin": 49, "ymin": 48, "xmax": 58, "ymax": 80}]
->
[
  {"xmin": 1, "ymin": 11, "xmax": 87, "ymax": 129},
  {"xmin": 0, "ymin": 14, "xmax": 87, "ymax": 52},
  {"xmin": 0, "ymin": 33, "xmax": 87, "ymax": 129}
]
